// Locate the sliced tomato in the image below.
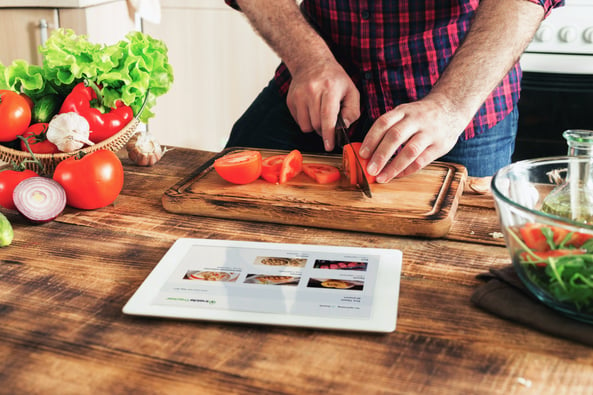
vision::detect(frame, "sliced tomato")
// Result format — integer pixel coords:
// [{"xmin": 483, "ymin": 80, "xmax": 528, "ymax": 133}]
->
[
  {"xmin": 518, "ymin": 223, "xmax": 593, "ymax": 250},
  {"xmin": 260, "ymin": 151, "xmax": 303, "ymax": 184},
  {"xmin": 261, "ymin": 155, "xmax": 285, "ymax": 183},
  {"xmin": 519, "ymin": 248, "xmax": 586, "ymax": 266},
  {"xmin": 342, "ymin": 142, "xmax": 376, "ymax": 185},
  {"xmin": 214, "ymin": 150, "xmax": 262, "ymax": 184},
  {"xmin": 342, "ymin": 144, "xmax": 358, "ymax": 185},
  {"xmin": 518, "ymin": 223, "xmax": 550, "ymax": 252},
  {"xmin": 554, "ymin": 228, "xmax": 593, "ymax": 248},
  {"xmin": 303, "ymin": 163, "xmax": 341, "ymax": 184},
  {"xmin": 279, "ymin": 149, "xmax": 303, "ymax": 184}
]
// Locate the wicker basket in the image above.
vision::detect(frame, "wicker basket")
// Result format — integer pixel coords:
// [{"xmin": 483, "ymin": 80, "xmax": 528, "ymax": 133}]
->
[{"xmin": 0, "ymin": 118, "xmax": 140, "ymax": 175}]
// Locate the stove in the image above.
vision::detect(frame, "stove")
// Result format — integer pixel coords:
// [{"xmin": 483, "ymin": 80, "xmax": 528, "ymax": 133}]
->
[
  {"xmin": 514, "ymin": 1, "xmax": 593, "ymax": 161},
  {"xmin": 520, "ymin": 0, "xmax": 593, "ymax": 74}
]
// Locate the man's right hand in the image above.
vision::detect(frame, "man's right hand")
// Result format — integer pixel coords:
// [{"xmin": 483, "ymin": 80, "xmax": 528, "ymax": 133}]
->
[
  {"xmin": 236, "ymin": 0, "xmax": 360, "ymax": 152},
  {"xmin": 286, "ymin": 58, "xmax": 360, "ymax": 152}
]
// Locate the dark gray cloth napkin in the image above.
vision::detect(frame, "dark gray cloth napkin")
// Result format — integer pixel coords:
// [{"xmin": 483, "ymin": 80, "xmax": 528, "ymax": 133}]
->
[{"xmin": 471, "ymin": 265, "xmax": 593, "ymax": 347}]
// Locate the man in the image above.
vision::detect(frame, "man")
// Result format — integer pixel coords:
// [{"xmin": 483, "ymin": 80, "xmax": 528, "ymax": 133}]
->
[{"xmin": 224, "ymin": 0, "xmax": 563, "ymax": 180}]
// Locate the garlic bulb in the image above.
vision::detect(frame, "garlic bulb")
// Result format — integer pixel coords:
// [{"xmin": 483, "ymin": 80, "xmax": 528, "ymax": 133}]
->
[
  {"xmin": 46, "ymin": 112, "xmax": 94, "ymax": 152},
  {"xmin": 126, "ymin": 131, "xmax": 168, "ymax": 166}
]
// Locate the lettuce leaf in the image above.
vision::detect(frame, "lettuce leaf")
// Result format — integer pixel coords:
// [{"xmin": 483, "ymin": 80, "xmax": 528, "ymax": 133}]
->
[{"xmin": 0, "ymin": 29, "xmax": 174, "ymax": 123}]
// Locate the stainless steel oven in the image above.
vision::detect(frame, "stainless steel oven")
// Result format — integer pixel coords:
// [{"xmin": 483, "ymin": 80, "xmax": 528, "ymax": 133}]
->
[{"xmin": 514, "ymin": 0, "xmax": 593, "ymax": 161}]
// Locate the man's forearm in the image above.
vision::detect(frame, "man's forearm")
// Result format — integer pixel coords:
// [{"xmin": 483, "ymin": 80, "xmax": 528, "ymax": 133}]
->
[
  {"xmin": 235, "ymin": 0, "xmax": 335, "ymax": 77},
  {"xmin": 429, "ymin": 0, "xmax": 545, "ymax": 121}
]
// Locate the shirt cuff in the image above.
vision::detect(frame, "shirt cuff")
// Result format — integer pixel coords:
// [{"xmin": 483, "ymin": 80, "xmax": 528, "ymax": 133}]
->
[{"xmin": 526, "ymin": 0, "xmax": 565, "ymax": 17}]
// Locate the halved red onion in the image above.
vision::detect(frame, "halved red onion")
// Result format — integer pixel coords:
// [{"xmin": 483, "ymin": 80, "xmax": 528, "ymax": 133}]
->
[{"xmin": 13, "ymin": 177, "xmax": 67, "ymax": 223}]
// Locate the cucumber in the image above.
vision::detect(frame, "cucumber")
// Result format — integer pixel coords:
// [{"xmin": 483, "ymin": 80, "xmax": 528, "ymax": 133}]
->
[
  {"xmin": 0, "ymin": 212, "xmax": 13, "ymax": 247},
  {"xmin": 32, "ymin": 94, "xmax": 62, "ymax": 123}
]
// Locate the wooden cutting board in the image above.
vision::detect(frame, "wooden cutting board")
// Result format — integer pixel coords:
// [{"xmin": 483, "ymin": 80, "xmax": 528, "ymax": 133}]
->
[{"xmin": 162, "ymin": 148, "xmax": 467, "ymax": 238}]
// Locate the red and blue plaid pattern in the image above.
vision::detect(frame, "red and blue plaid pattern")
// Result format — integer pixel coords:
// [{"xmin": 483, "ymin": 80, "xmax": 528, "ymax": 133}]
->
[{"xmin": 227, "ymin": 0, "xmax": 563, "ymax": 139}]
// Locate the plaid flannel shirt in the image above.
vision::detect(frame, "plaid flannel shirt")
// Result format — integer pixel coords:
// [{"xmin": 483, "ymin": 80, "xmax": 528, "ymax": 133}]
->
[{"xmin": 226, "ymin": 0, "xmax": 563, "ymax": 138}]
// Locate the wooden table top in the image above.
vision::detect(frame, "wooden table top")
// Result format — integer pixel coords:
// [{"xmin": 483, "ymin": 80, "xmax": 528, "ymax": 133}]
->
[{"xmin": 1, "ymin": 147, "xmax": 592, "ymax": 395}]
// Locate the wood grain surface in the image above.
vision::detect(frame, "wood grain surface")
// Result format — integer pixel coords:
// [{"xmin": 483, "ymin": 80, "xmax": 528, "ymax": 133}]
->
[
  {"xmin": 162, "ymin": 148, "xmax": 467, "ymax": 238},
  {"xmin": 1, "ymin": 147, "xmax": 591, "ymax": 395}
]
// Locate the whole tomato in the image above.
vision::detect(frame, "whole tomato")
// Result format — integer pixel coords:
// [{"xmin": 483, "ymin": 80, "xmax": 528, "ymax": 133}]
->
[
  {"xmin": 0, "ymin": 90, "xmax": 32, "ymax": 142},
  {"xmin": 20, "ymin": 123, "xmax": 60, "ymax": 154},
  {"xmin": 0, "ymin": 169, "xmax": 38, "ymax": 210},
  {"xmin": 53, "ymin": 149, "xmax": 124, "ymax": 210}
]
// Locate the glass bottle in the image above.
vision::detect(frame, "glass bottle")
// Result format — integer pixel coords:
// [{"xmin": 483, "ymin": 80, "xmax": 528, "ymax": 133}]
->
[{"xmin": 541, "ymin": 129, "xmax": 593, "ymax": 223}]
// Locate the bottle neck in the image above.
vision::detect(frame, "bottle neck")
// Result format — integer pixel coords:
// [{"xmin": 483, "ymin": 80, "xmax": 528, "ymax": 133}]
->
[{"xmin": 564, "ymin": 130, "xmax": 593, "ymax": 157}]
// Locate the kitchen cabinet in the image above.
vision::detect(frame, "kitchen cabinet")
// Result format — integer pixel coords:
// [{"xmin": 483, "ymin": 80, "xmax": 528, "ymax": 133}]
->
[
  {"xmin": 142, "ymin": 0, "xmax": 279, "ymax": 152},
  {"xmin": 0, "ymin": 1, "xmax": 137, "ymax": 65}
]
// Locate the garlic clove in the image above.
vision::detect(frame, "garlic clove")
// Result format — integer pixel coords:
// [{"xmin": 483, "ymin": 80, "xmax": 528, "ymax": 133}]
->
[{"xmin": 126, "ymin": 131, "xmax": 168, "ymax": 166}]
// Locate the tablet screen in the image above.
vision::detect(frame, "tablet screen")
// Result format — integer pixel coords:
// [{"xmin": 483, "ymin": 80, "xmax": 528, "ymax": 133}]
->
[{"xmin": 123, "ymin": 238, "xmax": 402, "ymax": 332}]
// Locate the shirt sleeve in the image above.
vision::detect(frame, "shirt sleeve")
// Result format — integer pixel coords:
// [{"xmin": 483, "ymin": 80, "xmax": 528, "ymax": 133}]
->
[
  {"xmin": 525, "ymin": 0, "xmax": 565, "ymax": 17},
  {"xmin": 224, "ymin": 0, "xmax": 240, "ymax": 10}
]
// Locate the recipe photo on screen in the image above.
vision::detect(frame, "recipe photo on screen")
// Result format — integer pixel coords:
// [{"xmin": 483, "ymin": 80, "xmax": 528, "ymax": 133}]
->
[{"xmin": 153, "ymin": 244, "xmax": 381, "ymax": 319}]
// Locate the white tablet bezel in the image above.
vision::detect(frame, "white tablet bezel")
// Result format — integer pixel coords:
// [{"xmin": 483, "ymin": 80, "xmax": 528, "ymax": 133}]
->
[{"xmin": 123, "ymin": 238, "xmax": 402, "ymax": 333}]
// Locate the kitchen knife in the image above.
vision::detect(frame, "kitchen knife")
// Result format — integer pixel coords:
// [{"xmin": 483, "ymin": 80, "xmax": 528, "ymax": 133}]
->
[{"xmin": 336, "ymin": 115, "xmax": 372, "ymax": 198}]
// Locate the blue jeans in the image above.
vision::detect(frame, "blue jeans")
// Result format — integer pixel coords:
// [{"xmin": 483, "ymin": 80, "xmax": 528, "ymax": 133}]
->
[
  {"xmin": 439, "ymin": 107, "xmax": 518, "ymax": 177},
  {"xmin": 226, "ymin": 80, "xmax": 518, "ymax": 177}
]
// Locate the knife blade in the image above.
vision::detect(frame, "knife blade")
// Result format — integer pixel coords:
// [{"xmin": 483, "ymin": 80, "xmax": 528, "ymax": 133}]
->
[{"xmin": 336, "ymin": 115, "xmax": 372, "ymax": 198}]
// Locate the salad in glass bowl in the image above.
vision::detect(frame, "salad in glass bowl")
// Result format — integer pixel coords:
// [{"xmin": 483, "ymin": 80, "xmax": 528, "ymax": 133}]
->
[{"xmin": 491, "ymin": 155, "xmax": 593, "ymax": 324}]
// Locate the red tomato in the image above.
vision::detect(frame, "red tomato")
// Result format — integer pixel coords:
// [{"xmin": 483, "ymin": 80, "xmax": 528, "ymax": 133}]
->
[
  {"xmin": 519, "ymin": 249, "xmax": 586, "ymax": 266},
  {"xmin": 20, "ymin": 123, "xmax": 59, "ymax": 154},
  {"xmin": 0, "ymin": 90, "xmax": 32, "ymax": 142},
  {"xmin": 261, "ymin": 155, "xmax": 285, "ymax": 183},
  {"xmin": 548, "ymin": 226, "xmax": 593, "ymax": 247},
  {"xmin": 565, "ymin": 231, "xmax": 593, "ymax": 248},
  {"xmin": 342, "ymin": 142, "xmax": 376, "ymax": 185},
  {"xmin": 213, "ymin": 150, "xmax": 262, "ymax": 184},
  {"xmin": 53, "ymin": 149, "xmax": 124, "ymax": 209},
  {"xmin": 0, "ymin": 169, "xmax": 38, "ymax": 210},
  {"xmin": 518, "ymin": 223, "xmax": 550, "ymax": 251},
  {"xmin": 302, "ymin": 163, "xmax": 341, "ymax": 184},
  {"xmin": 279, "ymin": 149, "xmax": 302, "ymax": 184},
  {"xmin": 20, "ymin": 93, "xmax": 34, "ymax": 111}
]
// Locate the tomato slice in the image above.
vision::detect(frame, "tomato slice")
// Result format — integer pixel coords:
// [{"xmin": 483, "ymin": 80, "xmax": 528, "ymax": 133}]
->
[
  {"xmin": 518, "ymin": 223, "xmax": 550, "ymax": 252},
  {"xmin": 342, "ymin": 142, "xmax": 375, "ymax": 185},
  {"xmin": 302, "ymin": 163, "xmax": 341, "ymax": 184},
  {"xmin": 518, "ymin": 222, "xmax": 593, "ymax": 251},
  {"xmin": 279, "ymin": 150, "xmax": 303, "ymax": 184},
  {"xmin": 260, "ymin": 150, "xmax": 303, "ymax": 184},
  {"xmin": 214, "ymin": 150, "xmax": 262, "ymax": 184},
  {"xmin": 519, "ymin": 248, "xmax": 586, "ymax": 266},
  {"xmin": 261, "ymin": 155, "xmax": 285, "ymax": 183},
  {"xmin": 565, "ymin": 231, "xmax": 593, "ymax": 248}
]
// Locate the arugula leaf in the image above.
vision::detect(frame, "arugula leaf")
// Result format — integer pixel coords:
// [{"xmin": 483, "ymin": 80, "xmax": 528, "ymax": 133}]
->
[{"xmin": 512, "ymin": 225, "xmax": 593, "ymax": 314}]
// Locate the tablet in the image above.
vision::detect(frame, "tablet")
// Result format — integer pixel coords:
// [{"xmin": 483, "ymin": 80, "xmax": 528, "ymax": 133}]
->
[{"xmin": 123, "ymin": 238, "xmax": 402, "ymax": 332}]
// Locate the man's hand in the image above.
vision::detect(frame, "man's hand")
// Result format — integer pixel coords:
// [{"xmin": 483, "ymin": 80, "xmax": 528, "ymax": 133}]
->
[
  {"xmin": 359, "ymin": 93, "xmax": 466, "ymax": 183},
  {"xmin": 359, "ymin": 0, "xmax": 545, "ymax": 182},
  {"xmin": 286, "ymin": 59, "xmax": 360, "ymax": 151},
  {"xmin": 236, "ymin": 0, "xmax": 360, "ymax": 151}
]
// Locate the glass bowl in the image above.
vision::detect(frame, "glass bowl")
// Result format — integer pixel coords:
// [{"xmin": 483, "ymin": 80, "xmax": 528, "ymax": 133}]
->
[{"xmin": 491, "ymin": 156, "xmax": 593, "ymax": 324}]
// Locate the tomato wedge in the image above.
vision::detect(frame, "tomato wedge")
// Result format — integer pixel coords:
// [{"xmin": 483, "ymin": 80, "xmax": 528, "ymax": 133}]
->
[
  {"xmin": 518, "ymin": 223, "xmax": 550, "ymax": 251},
  {"xmin": 261, "ymin": 151, "xmax": 303, "ymax": 184},
  {"xmin": 566, "ymin": 231, "xmax": 593, "ymax": 248},
  {"xmin": 302, "ymin": 163, "xmax": 341, "ymax": 184},
  {"xmin": 518, "ymin": 222, "xmax": 593, "ymax": 251},
  {"xmin": 214, "ymin": 150, "xmax": 262, "ymax": 184},
  {"xmin": 519, "ymin": 249, "xmax": 586, "ymax": 266},
  {"xmin": 342, "ymin": 142, "xmax": 375, "ymax": 185},
  {"xmin": 279, "ymin": 150, "xmax": 303, "ymax": 184},
  {"xmin": 261, "ymin": 155, "xmax": 285, "ymax": 183}
]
